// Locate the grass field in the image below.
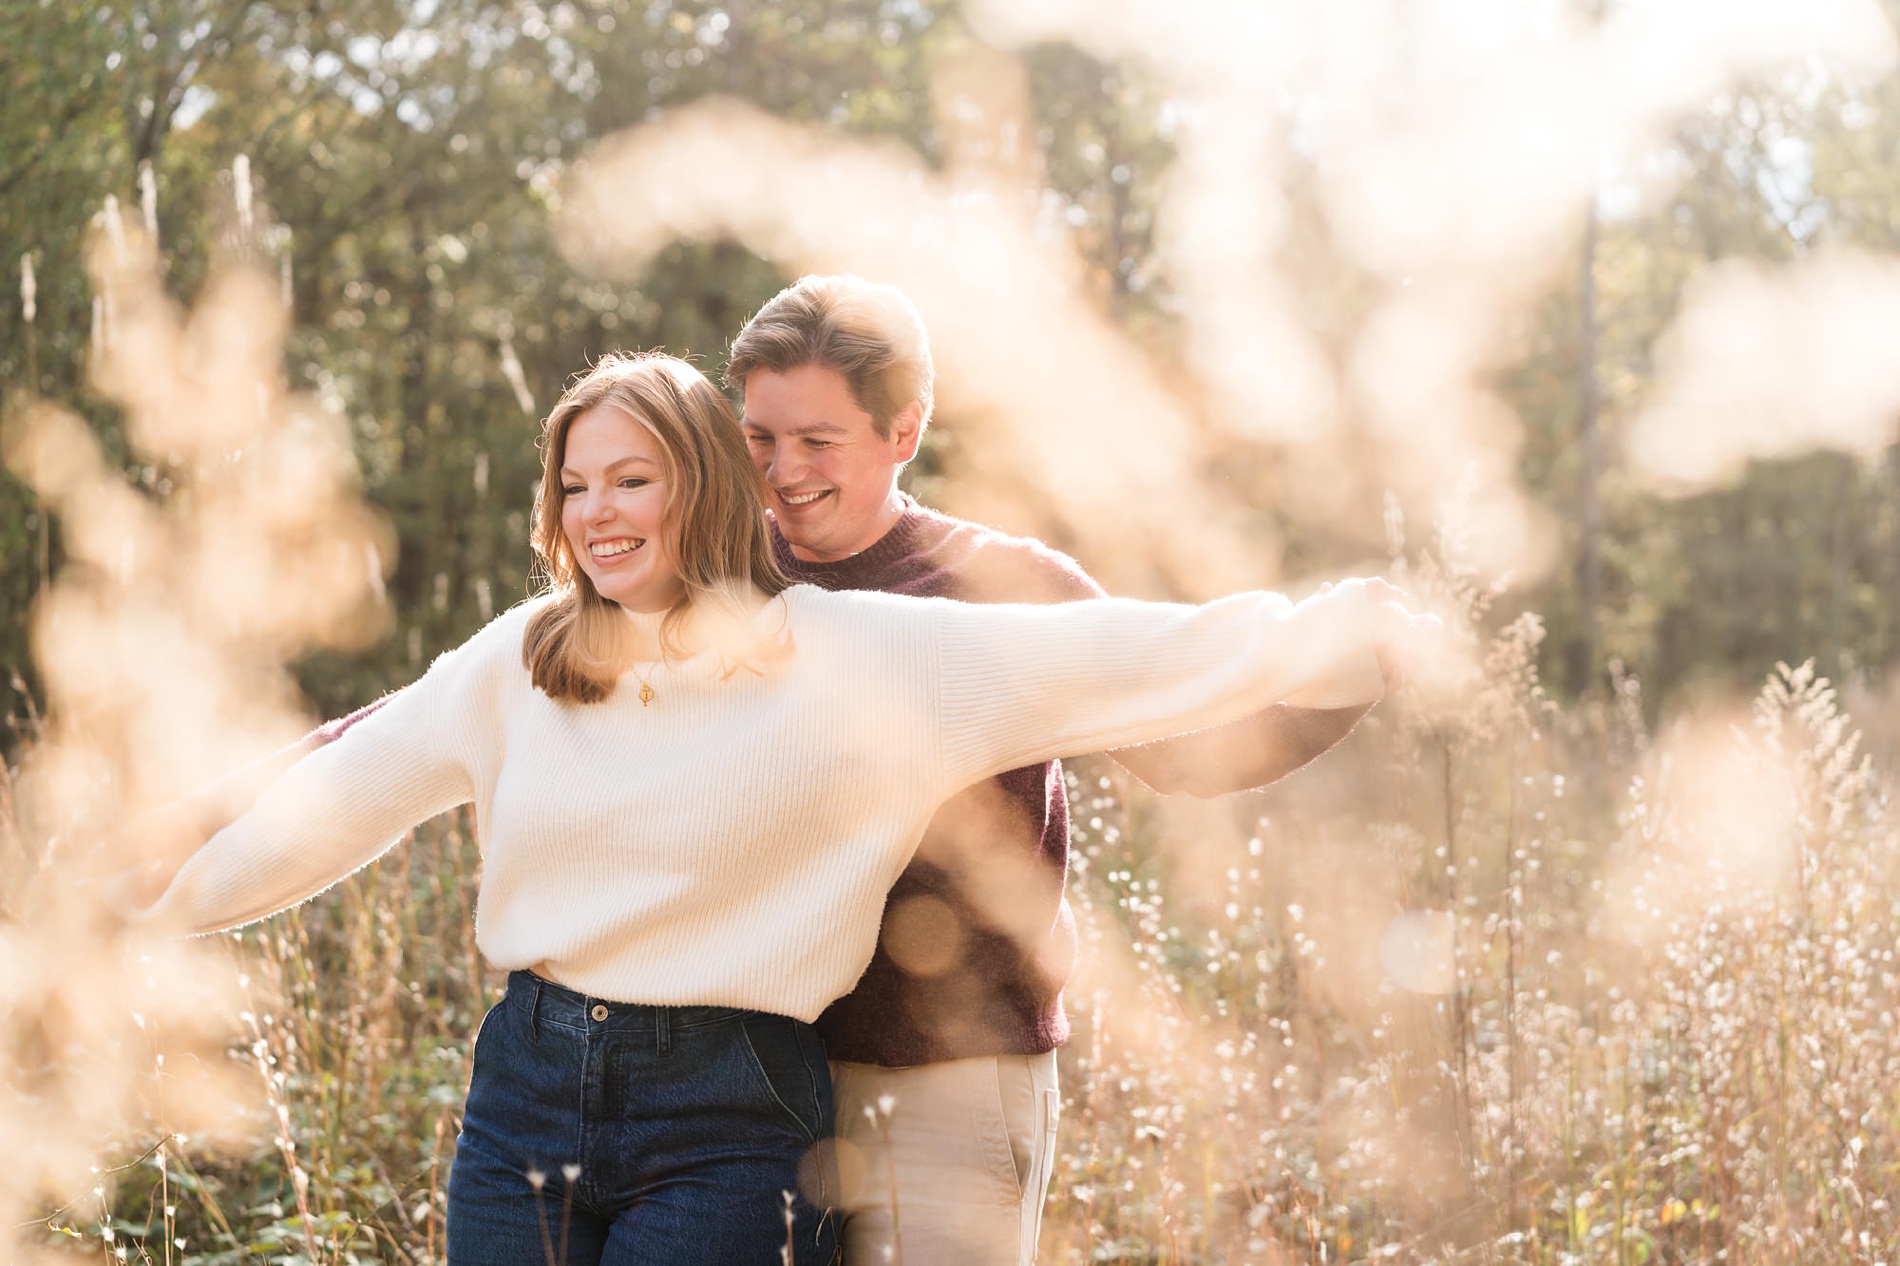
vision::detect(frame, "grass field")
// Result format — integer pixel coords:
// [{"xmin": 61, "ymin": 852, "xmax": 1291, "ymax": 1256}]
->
[{"xmin": 7, "ymin": 531, "xmax": 1894, "ymax": 1265}]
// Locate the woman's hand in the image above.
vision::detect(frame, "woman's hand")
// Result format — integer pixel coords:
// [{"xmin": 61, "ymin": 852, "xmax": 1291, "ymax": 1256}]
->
[
  {"xmin": 95, "ymin": 737, "xmax": 319, "ymax": 923},
  {"xmin": 96, "ymin": 797, "xmax": 216, "ymax": 921},
  {"xmin": 1359, "ymin": 578, "xmax": 1439, "ymax": 692},
  {"xmin": 101, "ymin": 857, "xmax": 179, "ymax": 918}
]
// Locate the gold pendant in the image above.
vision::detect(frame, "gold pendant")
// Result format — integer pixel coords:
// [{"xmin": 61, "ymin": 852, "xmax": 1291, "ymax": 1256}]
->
[{"xmin": 639, "ymin": 681, "xmax": 655, "ymax": 707}]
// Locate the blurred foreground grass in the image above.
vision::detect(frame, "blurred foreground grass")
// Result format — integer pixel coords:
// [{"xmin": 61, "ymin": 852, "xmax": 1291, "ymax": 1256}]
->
[{"xmin": 7, "ymin": 534, "xmax": 1894, "ymax": 1266}]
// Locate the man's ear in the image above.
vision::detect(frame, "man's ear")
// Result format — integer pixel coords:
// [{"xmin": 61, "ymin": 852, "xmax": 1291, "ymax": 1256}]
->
[{"xmin": 890, "ymin": 401, "xmax": 925, "ymax": 464}]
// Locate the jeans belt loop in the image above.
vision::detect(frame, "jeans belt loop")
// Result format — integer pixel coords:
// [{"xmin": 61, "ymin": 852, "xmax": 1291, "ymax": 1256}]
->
[
  {"xmin": 657, "ymin": 1005, "xmax": 672, "ymax": 1055},
  {"xmin": 530, "ymin": 976, "xmax": 544, "ymax": 1042}
]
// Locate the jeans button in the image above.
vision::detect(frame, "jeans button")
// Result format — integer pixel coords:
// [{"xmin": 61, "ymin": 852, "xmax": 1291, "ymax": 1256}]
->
[{"xmin": 590, "ymin": 1004, "xmax": 609, "ymax": 1021}]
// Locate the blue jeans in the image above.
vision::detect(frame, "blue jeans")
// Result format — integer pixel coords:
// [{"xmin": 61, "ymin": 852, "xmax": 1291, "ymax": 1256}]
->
[{"xmin": 446, "ymin": 971, "xmax": 839, "ymax": 1265}]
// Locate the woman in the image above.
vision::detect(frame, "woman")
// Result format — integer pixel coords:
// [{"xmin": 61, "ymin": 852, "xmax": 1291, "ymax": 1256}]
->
[{"xmin": 127, "ymin": 352, "xmax": 1419, "ymax": 1264}]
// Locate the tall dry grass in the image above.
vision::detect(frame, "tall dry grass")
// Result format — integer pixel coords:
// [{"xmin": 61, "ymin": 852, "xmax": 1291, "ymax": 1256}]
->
[
  {"xmin": 0, "ymin": 185, "xmax": 395, "ymax": 1264},
  {"xmin": 3, "ymin": 503, "xmax": 1895, "ymax": 1263},
  {"xmin": 1040, "ymin": 525, "xmax": 1898, "ymax": 1264}
]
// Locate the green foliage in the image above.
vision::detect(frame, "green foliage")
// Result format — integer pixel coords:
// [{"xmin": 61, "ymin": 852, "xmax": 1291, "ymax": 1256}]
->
[
  {"xmin": 1496, "ymin": 70, "xmax": 1900, "ymax": 701},
  {"xmin": 8, "ymin": 3, "xmax": 1900, "ymax": 716},
  {"xmin": 0, "ymin": 0, "xmax": 986, "ymax": 720}
]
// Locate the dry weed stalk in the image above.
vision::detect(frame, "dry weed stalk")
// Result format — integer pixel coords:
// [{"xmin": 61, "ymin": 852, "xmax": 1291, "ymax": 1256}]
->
[{"xmin": 0, "ymin": 200, "xmax": 390, "ymax": 1259}]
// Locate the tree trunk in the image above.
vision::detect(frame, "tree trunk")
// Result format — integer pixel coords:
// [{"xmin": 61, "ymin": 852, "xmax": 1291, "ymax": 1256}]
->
[{"xmin": 1578, "ymin": 203, "xmax": 1602, "ymax": 693}]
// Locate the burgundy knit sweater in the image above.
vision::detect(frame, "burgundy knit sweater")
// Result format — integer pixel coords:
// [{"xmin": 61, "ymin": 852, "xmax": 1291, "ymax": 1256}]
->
[{"xmin": 778, "ymin": 497, "xmax": 1103, "ymax": 1066}]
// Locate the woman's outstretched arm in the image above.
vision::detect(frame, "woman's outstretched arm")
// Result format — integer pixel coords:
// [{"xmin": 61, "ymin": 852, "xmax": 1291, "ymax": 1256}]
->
[
  {"xmin": 120, "ymin": 606, "xmax": 528, "ymax": 935},
  {"xmin": 928, "ymin": 579, "xmax": 1430, "ymax": 794},
  {"xmin": 1107, "ymin": 701, "xmax": 1373, "ymax": 797},
  {"xmin": 114, "ymin": 693, "xmax": 400, "ymax": 906}
]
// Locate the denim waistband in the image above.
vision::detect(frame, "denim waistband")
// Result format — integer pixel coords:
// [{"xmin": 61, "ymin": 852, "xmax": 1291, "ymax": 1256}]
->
[{"xmin": 503, "ymin": 970, "xmax": 759, "ymax": 1037}]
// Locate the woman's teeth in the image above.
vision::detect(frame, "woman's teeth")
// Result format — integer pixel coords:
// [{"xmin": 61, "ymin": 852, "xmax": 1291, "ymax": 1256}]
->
[{"xmin": 592, "ymin": 539, "xmax": 643, "ymax": 557}]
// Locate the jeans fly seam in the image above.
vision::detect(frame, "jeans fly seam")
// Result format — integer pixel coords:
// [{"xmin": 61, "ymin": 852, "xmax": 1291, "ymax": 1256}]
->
[{"xmin": 575, "ymin": 1023, "xmax": 595, "ymax": 1207}]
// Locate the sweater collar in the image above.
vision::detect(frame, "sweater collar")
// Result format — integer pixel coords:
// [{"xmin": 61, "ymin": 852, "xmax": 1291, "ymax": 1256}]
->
[{"xmin": 772, "ymin": 493, "xmax": 933, "ymax": 586}]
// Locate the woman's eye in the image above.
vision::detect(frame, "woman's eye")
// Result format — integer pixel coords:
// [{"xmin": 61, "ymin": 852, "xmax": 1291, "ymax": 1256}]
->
[
  {"xmin": 561, "ymin": 484, "xmax": 584, "ymax": 497},
  {"xmin": 619, "ymin": 477, "xmax": 650, "ymax": 490}
]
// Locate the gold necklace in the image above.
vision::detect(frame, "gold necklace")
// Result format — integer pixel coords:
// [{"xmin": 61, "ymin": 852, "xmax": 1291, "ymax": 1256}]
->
[{"xmin": 635, "ymin": 666, "xmax": 655, "ymax": 707}]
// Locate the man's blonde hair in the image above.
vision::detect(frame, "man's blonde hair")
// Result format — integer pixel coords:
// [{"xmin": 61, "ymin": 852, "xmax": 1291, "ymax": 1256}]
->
[{"xmin": 724, "ymin": 275, "xmax": 935, "ymax": 438}]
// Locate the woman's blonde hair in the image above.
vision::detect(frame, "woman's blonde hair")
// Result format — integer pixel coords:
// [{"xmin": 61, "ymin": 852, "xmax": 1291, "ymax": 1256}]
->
[{"xmin": 523, "ymin": 352, "xmax": 788, "ymax": 703}]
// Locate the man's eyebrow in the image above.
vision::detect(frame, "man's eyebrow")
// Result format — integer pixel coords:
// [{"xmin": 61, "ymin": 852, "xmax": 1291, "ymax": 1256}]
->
[{"xmin": 745, "ymin": 420, "xmax": 852, "ymax": 437}]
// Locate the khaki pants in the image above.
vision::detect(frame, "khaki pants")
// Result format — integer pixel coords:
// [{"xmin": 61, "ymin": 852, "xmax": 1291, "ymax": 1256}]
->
[{"xmin": 829, "ymin": 1052, "xmax": 1060, "ymax": 1265}]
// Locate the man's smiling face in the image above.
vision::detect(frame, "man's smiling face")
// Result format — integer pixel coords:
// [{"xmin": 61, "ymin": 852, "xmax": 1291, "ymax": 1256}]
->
[{"xmin": 741, "ymin": 363, "xmax": 922, "ymax": 563}]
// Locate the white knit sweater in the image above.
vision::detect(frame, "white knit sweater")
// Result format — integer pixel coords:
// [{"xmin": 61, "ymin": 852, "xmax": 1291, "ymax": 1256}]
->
[{"xmin": 141, "ymin": 582, "xmax": 1387, "ymax": 1022}]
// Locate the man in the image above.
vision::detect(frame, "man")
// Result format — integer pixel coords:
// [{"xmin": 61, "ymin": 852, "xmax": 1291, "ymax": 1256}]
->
[{"xmin": 724, "ymin": 274, "xmax": 1376, "ymax": 1264}]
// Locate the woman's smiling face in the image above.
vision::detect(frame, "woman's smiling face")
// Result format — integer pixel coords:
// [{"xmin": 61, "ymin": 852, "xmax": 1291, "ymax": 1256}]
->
[{"xmin": 559, "ymin": 404, "xmax": 686, "ymax": 613}]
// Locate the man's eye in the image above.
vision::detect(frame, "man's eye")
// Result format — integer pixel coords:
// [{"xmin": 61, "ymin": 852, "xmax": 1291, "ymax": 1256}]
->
[{"xmin": 805, "ymin": 440, "xmax": 833, "ymax": 450}]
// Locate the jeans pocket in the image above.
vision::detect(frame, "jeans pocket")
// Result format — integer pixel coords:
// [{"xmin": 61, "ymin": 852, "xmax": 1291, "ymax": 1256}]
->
[
  {"xmin": 738, "ymin": 1015, "xmax": 829, "ymax": 1144},
  {"xmin": 459, "ymin": 995, "xmax": 522, "ymax": 1133},
  {"xmin": 466, "ymin": 996, "xmax": 510, "ymax": 1079},
  {"xmin": 995, "ymin": 1056, "xmax": 1041, "ymax": 1193}
]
